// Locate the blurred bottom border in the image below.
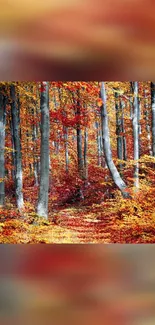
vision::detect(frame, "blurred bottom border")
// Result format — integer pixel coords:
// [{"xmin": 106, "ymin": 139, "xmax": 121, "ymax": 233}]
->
[{"xmin": 0, "ymin": 245, "xmax": 155, "ymax": 325}]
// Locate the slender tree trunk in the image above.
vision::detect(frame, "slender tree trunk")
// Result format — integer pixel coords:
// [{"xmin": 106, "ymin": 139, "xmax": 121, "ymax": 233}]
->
[
  {"xmin": 83, "ymin": 103, "xmax": 88, "ymax": 182},
  {"xmin": 138, "ymin": 95, "xmax": 141, "ymax": 157},
  {"xmin": 10, "ymin": 84, "xmax": 24, "ymax": 210},
  {"xmin": 37, "ymin": 82, "xmax": 50, "ymax": 219},
  {"xmin": 132, "ymin": 82, "xmax": 139, "ymax": 190},
  {"xmin": 120, "ymin": 99, "xmax": 127, "ymax": 161},
  {"xmin": 30, "ymin": 84, "xmax": 39, "ymax": 184},
  {"xmin": 36, "ymin": 99, "xmax": 40, "ymax": 178},
  {"xmin": 32, "ymin": 107, "xmax": 39, "ymax": 186},
  {"xmin": 115, "ymin": 92, "xmax": 123, "ymax": 171},
  {"xmin": 130, "ymin": 82, "xmax": 134, "ymax": 119},
  {"xmin": 144, "ymin": 88, "xmax": 152, "ymax": 155},
  {"xmin": 76, "ymin": 90, "xmax": 84, "ymax": 179},
  {"xmin": 26, "ymin": 128, "xmax": 30, "ymax": 174},
  {"xmin": 0, "ymin": 89, "xmax": 6, "ymax": 206},
  {"xmin": 151, "ymin": 82, "xmax": 155, "ymax": 157},
  {"xmin": 100, "ymin": 127, "xmax": 106, "ymax": 168},
  {"xmin": 84, "ymin": 127, "xmax": 88, "ymax": 181},
  {"xmin": 96, "ymin": 121, "xmax": 102, "ymax": 166},
  {"xmin": 100, "ymin": 82, "xmax": 130, "ymax": 198},
  {"xmin": 64, "ymin": 125, "xmax": 69, "ymax": 173},
  {"xmin": 10, "ymin": 109, "xmax": 16, "ymax": 181}
]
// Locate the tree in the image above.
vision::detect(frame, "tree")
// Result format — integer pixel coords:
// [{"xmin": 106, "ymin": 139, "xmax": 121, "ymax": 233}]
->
[
  {"xmin": 95, "ymin": 120, "xmax": 102, "ymax": 166},
  {"xmin": 76, "ymin": 89, "xmax": 84, "ymax": 180},
  {"xmin": 144, "ymin": 86, "xmax": 152, "ymax": 156},
  {"xmin": 120, "ymin": 98, "xmax": 127, "ymax": 161},
  {"xmin": 151, "ymin": 82, "xmax": 155, "ymax": 157},
  {"xmin": 115, "ymin": 91, "xmax": 123, "ymax": 171},
  {"xmin": 84, "ymin": 127, "xmax": 88, "ymax": 181},
  {"xmin": 100, "ymin": 82, "xmax": 130, "ymax": 198},
  {"xmin": 37, "ymin": 82, "xmax": 50, "ymax": 219},
  {"xmin": 0, "ymin": 87, "xmax": 6, "ymax": 206},
  {"xmin": 132, "ymin": 82, "xmax": 139, "ymax": 190},
  {"xmin": 10, "ymin": 84, "xmax": 24, "ymax": 210}
]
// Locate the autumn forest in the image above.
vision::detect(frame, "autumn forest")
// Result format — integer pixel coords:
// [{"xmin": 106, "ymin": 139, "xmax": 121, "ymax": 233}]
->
[{"xmin": 0, "ymin": 81, "xmax": 155, "ymax": 243}]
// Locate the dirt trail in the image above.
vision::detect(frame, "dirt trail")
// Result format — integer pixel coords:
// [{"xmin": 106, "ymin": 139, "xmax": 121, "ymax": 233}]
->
[{"xmin": 0, "ymin": 203, "xmax": 155, "ymax": 243}]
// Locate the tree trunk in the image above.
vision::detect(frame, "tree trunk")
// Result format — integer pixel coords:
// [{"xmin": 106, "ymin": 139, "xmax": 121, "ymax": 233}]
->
[
  {"xmin": 10, "ymin": 84, "xmax": 24, "ymax": 210},
  {"xmin": 120, "ymin": 99, "xmax": 127, "ymax": 161},
  {"xmin": 151, "ymin": 82, "xmax": 155, "ymax": 157},
  {"xmin": 144, "ymin": 88, "xmax": 152, "ymax": 156},
  {"xmin": 64, "ymin": 126, "xmax": 69, "ymax": 173},
  {"xmin": 132, "ymin": 82, "xmax": 139, "ymax": 190},
  {"xmin": 84, "ymin": 127, "xmax": 88, "ymax": 181},
  {"xmin": 96, "ymin": 121, "xmax": 102, "ymax": 166},
  {"xmin": 0, "ymin": 89, "xmax": 6, "ymax": 206},
  {"xmin": 76, "ymin": 90, "xmax": 84, "ymax": 179},
  {"xmin": 10, "ymin": 116, "xmax": 16, "ymax": 181},
  {"xmin": 138, "ymin": 94, "xmax": 142, "ymax": 157},
  {"xmin": 100, "ymin": 82, "xmax": 130, "ymax": 198},
  {"xmin": 32, "ymin": 107, "xmax": 39, "ymax": 186},
  {"xmin": 130, "ymin": 82, "xmax": 134, "ymax": 119},
  {"xmin": 100, "ymin": 126, "xmax": 106, "ymax": 168},
  {"xmin": 36, "ymin": 99, "xmax": 40, "ymax": 179},
  {"xmin": 115, "ymin": 92, "xmax": 123, "ymax": 171},
  {"xmin": 37, "ymin": 82, "xmax": 50, "ymax": 219}
]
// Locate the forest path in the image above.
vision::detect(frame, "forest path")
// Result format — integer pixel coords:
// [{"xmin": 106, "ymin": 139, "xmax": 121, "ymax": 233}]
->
[
  {"xmin": 0, "ymin": 203, "xmax": 113, "ymax": 243},
  {"xmin": 52, "ymin": 205, "xmax": 113, "ymax": 243},
  {"xmin": 0, "ymin": 202, "xmax": 155, "ymax": 243}
]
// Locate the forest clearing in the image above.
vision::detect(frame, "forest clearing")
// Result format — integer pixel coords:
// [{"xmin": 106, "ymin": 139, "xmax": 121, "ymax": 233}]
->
[{"xmin": 0, "ymin": 81, "xmax": 155, "ymax": 243}]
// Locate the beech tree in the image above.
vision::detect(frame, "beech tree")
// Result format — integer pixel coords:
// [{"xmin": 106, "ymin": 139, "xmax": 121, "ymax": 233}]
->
[
  {"xmin": 32, "ymin": 106, "xmax": 39, "ymax": 186},
  {"xmin": 132, "ymin": 82, "xmax": 139, "ymax": 190},
  {"xmin": 10, "ymin": 84, "xmax": 24, "ymax": 210},
  {"xmin": 120, "ymin": 99, "xmax": 127, "ymax": 161},
  {"xmin": 37, "ymin": 82, "xmax": 50, "ymax": 219},
  {"xmin": 144, "ymin": 88, "xmax": 152, "ymax": 156},
  {"xmin": 96, "ymin": 120, "xmax": 101, "ymax": 166},
  {"xmin": 76, "ymin": 89, "xmax": 84, "ymax": 180},
  {"xmin": 115, "ymin": 91, "xmax": 123, "ymax": 171},
  {"xmin": 0, "ymin": 87, "xmax": 6, "ymax": 206},
  {"xmin": 100, "ymin": 82, "xmax": 130, "ymax": 198},
  {"xmin": 151, "ymin": 82, "xmax": 155, "ymax": 157},
  {"xmin": 84, "ymin": 127, "xmax": 88, "ymax": 181}
]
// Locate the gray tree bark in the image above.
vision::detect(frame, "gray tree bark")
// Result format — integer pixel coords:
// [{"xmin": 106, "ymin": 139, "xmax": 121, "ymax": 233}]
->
[
  {"xmin": 151, "ymin": 82, "xmax": 155, "ymax": 157},
  {"xmin": 76, "ymin": 90, "xmax": 84, "ymax": 179},
  {"xmin": 0, "ymin": 88, "xmax": 6, "ymax": 206},
  {"xmin": 132, "ymin": 82, "xmax": 139, "ymax": 190},
  {"xmin": 37, "ymin": 82, "xmax": 50, "ymax": 219},
  {"xmin": 100, "ymin": 82, "xmax": 130, "ymax": 198},
  {"xmin": 64, "ymin": 125, "xmax": 69, "ymax": 173},
  {"xmin": 10, "ymin": 84, "xmax": 24, "ymax": 210},
  {"xmin": 120, "ymin": 99, "xmax": 127, "ymax": 161},
  {"xmin": 138, "ymin": 93, "xmax": 142, "ymax": 157},
  {"xmin": 32, "ymin": 107, "xmax": 39, "ymax": 186},
  {"xmin": 144, "ymin": 88, "xmax": 152, "ymax": 155},
  {"xmin": 10, "ymin": 116, "xmax": 16, "ymax": 181},
  {"xmin": 96, "ymin": 121, "xmax": 102, "ymax": 166},
  {"xmin": 115, "ymin": 92, "xmax": 123, "ymax": 171},
  {"xmin": 84, "ymin": 127, "xmax": 88, "ymax": 181}
]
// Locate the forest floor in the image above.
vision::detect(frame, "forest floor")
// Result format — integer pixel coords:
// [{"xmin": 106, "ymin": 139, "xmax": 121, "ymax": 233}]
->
[
  {"xmin": 1, "ymin": 166, "xmax": 155, "ymax": 243},
  {"xmin": 1, "ymin": 191, "xmax": 155, "ymax": 243}
]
